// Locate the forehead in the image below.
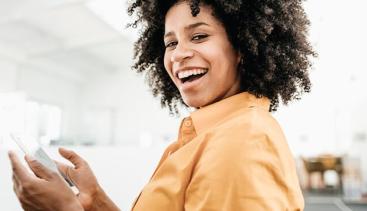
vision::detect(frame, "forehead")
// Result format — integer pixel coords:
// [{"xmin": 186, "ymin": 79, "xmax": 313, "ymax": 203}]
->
[{"xmin": 164, "ymin": 2, "xmax": 219, "ymax": 33}]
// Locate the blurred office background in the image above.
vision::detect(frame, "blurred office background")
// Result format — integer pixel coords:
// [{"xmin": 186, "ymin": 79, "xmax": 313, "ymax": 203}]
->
[{"xmin": 0, "ymin": 0, "xmax": 366, "ymax": 210}]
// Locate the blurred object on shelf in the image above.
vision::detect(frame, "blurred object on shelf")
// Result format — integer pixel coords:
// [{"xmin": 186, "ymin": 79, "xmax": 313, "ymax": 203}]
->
[{"xmin": 302, "ymin": 154, "xmax": 343, "ymax": 192}]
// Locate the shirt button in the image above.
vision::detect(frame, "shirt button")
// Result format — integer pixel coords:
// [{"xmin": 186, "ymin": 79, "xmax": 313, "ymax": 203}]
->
[{"xmin": 184, "ymin": 120, "xmax": 192, "ymax": 127}]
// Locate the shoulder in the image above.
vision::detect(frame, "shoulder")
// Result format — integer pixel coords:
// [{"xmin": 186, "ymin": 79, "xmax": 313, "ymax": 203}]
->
[
  {"xmin": 201, "ymin": 107, "xmax": 295, "ymax": 170},
  {"xmin": 210, "ymin": 107, "xmax": 284, "ymax": 148},
  {"xmin": 189, "ymin": 107, "xmax": 304, "ymax": 209}
]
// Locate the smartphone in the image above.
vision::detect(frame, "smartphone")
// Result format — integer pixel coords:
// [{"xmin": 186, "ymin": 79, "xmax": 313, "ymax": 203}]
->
[{"xmin": 10, "ymin": 133, "xmax": 75, "ymax": 188}]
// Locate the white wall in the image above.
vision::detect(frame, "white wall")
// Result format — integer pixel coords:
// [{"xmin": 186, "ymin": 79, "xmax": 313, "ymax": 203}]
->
[
  {"xmin": 0, "ymin": 60, "xmax": 18, "ymax": 92},
  {"xmin": 78, "ymin": 68, "xmax": 182, "ymax": 145},
  {"xmin": 0, "ymin": 58, "xmax": 182, "ymax": 147},
  {"xmin": 273, "ymin": 0, "xmax": 367, "ymax": 157},
  {"xmin": 0, "ymin": 61, "xmax": 83, "ymax": 143}
]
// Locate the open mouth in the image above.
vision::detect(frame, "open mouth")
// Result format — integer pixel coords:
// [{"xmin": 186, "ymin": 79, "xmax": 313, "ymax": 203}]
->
[{"xmin": 178, "ymin": 69, "xmax": 208, "ymax": 84}]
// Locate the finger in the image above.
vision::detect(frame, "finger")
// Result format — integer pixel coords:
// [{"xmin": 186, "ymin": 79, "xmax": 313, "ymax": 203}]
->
[
  {"xmin": 59, "ymin": 148, "xmax": 85, "ymax": 168},
  {"xmin": 54, "ymin": 160, "xmax": 73, "ymax": 175},
  {"xmin": 12, "ymin": 175, "xmax": 20, "ymax": 195},
  {"xmin": 8, "ymin": 151, "xmax": 32, "ymax": 182},
  {"xmin": 12, "ymin": 174, "xmax": 19, "ymax": 186},
  {"xmin": 54, "ymin": 160, "xmax": 76, "ymax": 186},
  {"xmin": 12, "ymin": 174, "xmax": 20, "ymax": 189},
  {"xmin": 13, "ymin": 183, "xmax": 18, "ymax": 196},
  {"xmin": 25, "ymin": 155, "xmax": 55, "ymax": 180}
]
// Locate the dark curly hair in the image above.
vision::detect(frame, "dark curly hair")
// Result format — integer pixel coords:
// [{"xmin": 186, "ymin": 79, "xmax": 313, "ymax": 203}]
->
[{"xmin": 128, "ymin": 0, "xmax": 316, "ymax": 114}]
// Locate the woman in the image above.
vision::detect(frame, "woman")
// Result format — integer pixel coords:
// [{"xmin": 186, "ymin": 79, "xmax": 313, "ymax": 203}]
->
[{"xmin": 8, "ymin": 0, "xmax": 315, "ymax": 210}]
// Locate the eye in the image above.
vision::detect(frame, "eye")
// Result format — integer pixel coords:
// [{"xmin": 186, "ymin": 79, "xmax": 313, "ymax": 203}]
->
[
  {"xmin": 192, "ymin": 34, "xmax": 208, "ymax": 41},
  {"xmin": 165, "ymin": 41, "xmax": 177, "ymax": 49}
]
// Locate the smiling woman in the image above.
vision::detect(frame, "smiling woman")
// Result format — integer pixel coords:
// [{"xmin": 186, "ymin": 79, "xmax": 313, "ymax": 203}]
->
[
  {"xmin": 163, "ymin": 3, "xmax": 241, "ymax": 108},
  {"xmin": 126, "ymin": 0, "xmax": 314, "ymax": 210},
  {"xmin": 8, "ymin": 0, "xmax": 315, "ymax": 211},
  {"xmin": 129, "ymin": 0, "xmax": 315, "ymax": 114}
]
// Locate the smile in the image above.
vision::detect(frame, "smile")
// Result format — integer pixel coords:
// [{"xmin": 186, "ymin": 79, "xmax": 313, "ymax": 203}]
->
[{"xmin": 176, "ymin": 68, "xmax": 208, "ymax": 84}]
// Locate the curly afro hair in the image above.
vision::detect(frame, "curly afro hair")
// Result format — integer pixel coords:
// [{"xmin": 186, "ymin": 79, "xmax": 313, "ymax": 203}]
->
[{"xmin": 128, "ymin": 0, "xmax": 316, "ymax": 114}]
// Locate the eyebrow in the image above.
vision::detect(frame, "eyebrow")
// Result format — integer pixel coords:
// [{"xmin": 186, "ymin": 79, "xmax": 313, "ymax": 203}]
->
[{"xmin": 164, "ymin": 22, "xmax": 210, "ymax": 39}]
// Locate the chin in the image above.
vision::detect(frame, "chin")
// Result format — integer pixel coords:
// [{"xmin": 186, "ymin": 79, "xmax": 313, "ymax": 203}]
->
[{"xmin": 182, "ymin": 95, "xmax": 211, "ymax": 108}]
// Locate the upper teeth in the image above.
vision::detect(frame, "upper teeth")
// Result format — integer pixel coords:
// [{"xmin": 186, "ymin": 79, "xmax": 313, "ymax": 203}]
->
[{"xmin": 178, "ymin": 69, "xmax": 208, "ymax": 79}]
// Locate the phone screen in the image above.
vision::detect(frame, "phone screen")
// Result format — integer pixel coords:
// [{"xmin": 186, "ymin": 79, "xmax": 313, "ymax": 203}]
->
[{"xmin": 10, "ymin": 133, "xmax": 76, "ymax": 188}]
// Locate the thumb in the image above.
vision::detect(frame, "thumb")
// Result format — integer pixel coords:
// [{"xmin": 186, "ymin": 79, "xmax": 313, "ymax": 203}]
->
[
  {"xmin": 54, "ymin": 160, "xmax": 72, "ymax": 176},
  {"xmin": 25, "ymin": 155, "xmax": 55, "ymax": 180},
  {"xmin": 59, "ymin": 148, "xmax": 86, "ymax": 168}
]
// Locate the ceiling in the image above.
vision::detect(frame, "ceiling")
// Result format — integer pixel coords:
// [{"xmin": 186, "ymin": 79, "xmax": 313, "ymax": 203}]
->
[
  {"xmin": 0, "ymin": 0, "xmax": 366, "ymax": 88},
  {"xmin": 0, "ymin": 0, "xmax": 135, "ymax": 82}
]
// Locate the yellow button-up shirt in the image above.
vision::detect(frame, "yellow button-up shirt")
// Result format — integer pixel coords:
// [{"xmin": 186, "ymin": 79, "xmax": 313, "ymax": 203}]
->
[{"xmin": 132, "ymin": 92, "xmax": 304, "ymax": 211}]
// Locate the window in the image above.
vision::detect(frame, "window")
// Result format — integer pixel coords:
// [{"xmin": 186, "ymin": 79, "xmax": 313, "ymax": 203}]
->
[
  {"xmin": 0, "ymin": 92, "xmax": 62, "ymax": 149},
  {"xmin": 25, "ymin": 101, "xmax": 62, "ymax": 145}
]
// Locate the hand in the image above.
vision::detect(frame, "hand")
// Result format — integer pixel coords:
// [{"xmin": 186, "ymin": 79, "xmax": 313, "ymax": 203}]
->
[
  {"xmin": 8, "ymin": 151, "xmax": 83, "ymax": 211},
  {"xmin": 56, "ymin": 148, "xmax": 120, "ymax": 211}
]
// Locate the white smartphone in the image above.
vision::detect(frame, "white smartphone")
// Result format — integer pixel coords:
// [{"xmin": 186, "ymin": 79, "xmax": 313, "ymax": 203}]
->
[{"xmin": 10, "ymin": 133, "xmax": 75, "ymax": 187}]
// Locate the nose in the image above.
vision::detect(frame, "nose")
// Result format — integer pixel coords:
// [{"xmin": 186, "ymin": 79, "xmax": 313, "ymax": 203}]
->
[{"xmin": 170, "ymin": 43, "xmax": 194, "ymax": 63}]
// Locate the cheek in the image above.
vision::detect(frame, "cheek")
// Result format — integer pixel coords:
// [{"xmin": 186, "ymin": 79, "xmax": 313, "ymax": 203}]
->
[
  {"xmin": 205, "ymin": 47, "xmax": 227, "ymax": 72},
  {"xmin": 214, "ymin": 46, "xmax": 238, "ymax": 71},
  {"xmin": 163, "ymin": 53, "xmax": 172, "ymax": 76},
  {"xmin": 208, "ymin": 50, "xmax": 239, "ymax": 84}
]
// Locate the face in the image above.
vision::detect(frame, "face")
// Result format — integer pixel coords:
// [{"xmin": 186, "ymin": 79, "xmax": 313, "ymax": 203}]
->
[{"xmin": 164, "ymin": 2, "xmax": 241, "ymax": 108}]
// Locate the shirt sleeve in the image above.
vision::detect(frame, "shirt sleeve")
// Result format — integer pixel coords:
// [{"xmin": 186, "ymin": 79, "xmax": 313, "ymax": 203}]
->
[{"xmin": 184, "ymin": 125, "xmax": 304, "ymax": 211}]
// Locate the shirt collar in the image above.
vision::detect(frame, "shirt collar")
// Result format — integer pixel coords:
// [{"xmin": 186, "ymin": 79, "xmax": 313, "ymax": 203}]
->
[{"xmin": 190, "ymin": 92, "xmax": 270, "ymax": 135}]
